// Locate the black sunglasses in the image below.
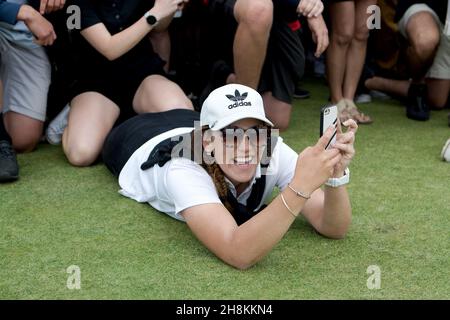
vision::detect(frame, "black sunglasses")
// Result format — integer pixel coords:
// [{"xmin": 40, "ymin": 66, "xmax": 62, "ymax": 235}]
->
[{"xmin": 219, "ymin": 125, "xmax": 271, "ymax": 146}]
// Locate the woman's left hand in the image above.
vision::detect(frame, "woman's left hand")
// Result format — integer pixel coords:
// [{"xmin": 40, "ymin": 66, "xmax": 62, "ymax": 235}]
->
[
  {"xmin": 40, "ymin": 0, "xmax": 66, "ymax": 15},
  {"xmin": 332, "ymin": 119, "xmax": 358, "ymax": 177}
]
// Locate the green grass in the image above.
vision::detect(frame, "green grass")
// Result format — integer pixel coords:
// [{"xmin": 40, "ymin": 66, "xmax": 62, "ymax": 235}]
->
[{"xmin": 1, "ymin": 79, "xmax": 449, "ymax": 299}]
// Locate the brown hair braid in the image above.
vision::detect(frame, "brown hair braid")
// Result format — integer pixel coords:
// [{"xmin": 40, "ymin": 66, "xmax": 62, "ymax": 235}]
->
[
  {"xmin": 200, "ymin": 162, "xmax": 234, "ymax": 213},
  {"xmin": 194, "ymin": 127, "xmax": 233, "ymax": 213}
]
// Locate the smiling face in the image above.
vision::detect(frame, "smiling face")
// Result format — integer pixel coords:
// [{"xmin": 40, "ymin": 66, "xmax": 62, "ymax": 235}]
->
[{"xmin": 203, "ymin": 118, "xmax": 269, "ymax": 188}]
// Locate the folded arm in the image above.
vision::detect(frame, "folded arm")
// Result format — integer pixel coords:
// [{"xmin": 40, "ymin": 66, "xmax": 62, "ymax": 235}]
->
[{"xmin": 80, "ymin": 0, "xmax": 182, "ymax": 61}]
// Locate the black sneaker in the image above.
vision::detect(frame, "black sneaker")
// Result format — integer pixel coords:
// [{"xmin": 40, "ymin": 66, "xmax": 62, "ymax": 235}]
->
[
  {"xmin": 293, "ymin": 87, "xmax": 310, "ymax": 99},
  {"xmin": 198, "ymin": 60, "xmax": 233, "ymax": 111},
  {"xmin": 0, "ymin": 140, "xmax": 19, "ymax": 182},
  {"xmin": 406, "ymin": 83, "xmax": 430, "ymax": 121}
]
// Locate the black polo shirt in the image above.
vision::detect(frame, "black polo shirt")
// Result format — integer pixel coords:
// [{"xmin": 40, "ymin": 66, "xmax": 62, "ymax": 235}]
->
[
  {"xmin": 70, "ymin": 0, "xmax": 159, "ymax": 79},
  {"xmin": 73, "ymin": 0, "xmax": 153, "ymax": 34}
]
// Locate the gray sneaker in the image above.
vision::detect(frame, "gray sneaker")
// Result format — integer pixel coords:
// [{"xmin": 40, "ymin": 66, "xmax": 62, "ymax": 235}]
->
[{"xmin": 46, "ymin": 104, "xmax": 70, "ymax": 145}]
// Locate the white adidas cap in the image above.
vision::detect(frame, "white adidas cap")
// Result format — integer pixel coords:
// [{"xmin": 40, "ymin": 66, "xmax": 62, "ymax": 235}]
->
[{"xmin": 200, "ymin": 84, "xmax": 274, "ymax": 130}]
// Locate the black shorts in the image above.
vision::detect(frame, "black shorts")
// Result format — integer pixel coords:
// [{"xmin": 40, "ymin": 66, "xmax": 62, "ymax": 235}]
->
[
  {"xmin": 70, "ymin": 43, "xmax": 166, "ymax": 124},
  {"xmin": 205, "ymin": 0, "xmax": 305, "ymax": 104},
  {"xmin": 207, "ymin": 0, "xmax": 236, "ymax": 17},
  {"xmin": 258, "ymin": 20, "xmax": 305, "ymax": 104},
  {"xmin": 102, "ymin": 109, "xmax": 200, "ymax": 177}
]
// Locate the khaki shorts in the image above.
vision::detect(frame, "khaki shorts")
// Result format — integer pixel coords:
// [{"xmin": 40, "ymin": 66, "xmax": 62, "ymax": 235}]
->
[
  {"xmin": 398, "ymin": 3, "xmax": 450, "ymax": 80},
  {"xmin": 428, "ymin": 33, "xmax": 450, "ymax": 80},
  {"xmin": 0, "ymin": 34, "xmax": 50, "ymax": 121}
]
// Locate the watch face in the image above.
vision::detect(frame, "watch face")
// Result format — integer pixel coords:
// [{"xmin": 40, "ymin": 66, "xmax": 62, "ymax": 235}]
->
[{"xmin": 146, "ymin": 15, "xmax": 157, "ymax": 26}]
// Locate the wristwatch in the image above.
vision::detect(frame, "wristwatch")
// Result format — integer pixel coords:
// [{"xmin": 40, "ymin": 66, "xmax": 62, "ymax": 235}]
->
[
  {"xmin": 325, "ymin": 168, "xmax": 350, "ymax": 188},
  {"xmin": 144, "ymin": 11, "xmax": 158, "ymax": 27}
]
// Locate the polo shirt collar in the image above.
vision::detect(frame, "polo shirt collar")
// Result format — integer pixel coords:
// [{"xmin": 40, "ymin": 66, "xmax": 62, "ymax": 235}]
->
[{"xmin": 224, "ymin": 164, "xmax": 262, "ymax": 201}]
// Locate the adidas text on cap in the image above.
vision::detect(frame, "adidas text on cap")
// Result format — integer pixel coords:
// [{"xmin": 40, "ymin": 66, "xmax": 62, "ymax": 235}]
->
[{"xmin": 200, "ymin": 84, "xmax": 274, "ymax": 130}]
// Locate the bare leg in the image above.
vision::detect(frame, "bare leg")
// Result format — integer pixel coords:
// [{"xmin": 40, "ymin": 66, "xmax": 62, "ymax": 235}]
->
[
  {"xmin": 233, "ymin": 0, "xmax": 273, "ymax": 88},
  {"xmin": 262, "ymin": 92, "xmax": 291, "ymax": 132},
  {"xmin": 342, "ymin": 0, "xmax": 377, "ymax": 101},
  {"xmin": 326, "ymin": 1, "xmax": 355, "ymax": 104},
  {"xmin": 3, "ymin": 112, "xmax": 43, "ymax": 153},
  {"xmin": 63, "ymin": 92, "xmax": 120, "ymax": 167},
  {"xmin": 133, "ymin": 75, "xmax": 194, "ymax": 113},
  {"xmin": 405, "ymin": 12, "xmax": 440, "ymax": 82},
  {"xmin": 426, "ymin": 78, "xmax": 450, "ymax": 109},
  {"xmin": 365, "ymin": 77, "xmax": 411, "ymax": 97},
  {"xmin": 149, "ymin": 30, "xmax": 171, "ymax": 73},
  {"xmin": 1, "ymin": 77, "xmax": 43, "ymax": 153}
]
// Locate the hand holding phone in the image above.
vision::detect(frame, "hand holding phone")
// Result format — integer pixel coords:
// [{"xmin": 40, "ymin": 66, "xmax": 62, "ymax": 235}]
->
[{"xmin": 320, "ymin": 105, "xmax": 338, "ymax": 150}]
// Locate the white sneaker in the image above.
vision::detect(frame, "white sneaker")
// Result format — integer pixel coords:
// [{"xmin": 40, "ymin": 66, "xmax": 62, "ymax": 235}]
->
[
  {"xmin": 370, "ymin": 90, "xmax": 391, "ymax": 100},
  {"xmin": 441, "ymin": 138, "xmax": 450, "ymax": 162},
  {"xmin": 355, "ymin": 93, "xmax": 372, "ymax": 104},
  {"xmin": 46, "ymin": 103, "xmax": 70, "ymax": 145}
]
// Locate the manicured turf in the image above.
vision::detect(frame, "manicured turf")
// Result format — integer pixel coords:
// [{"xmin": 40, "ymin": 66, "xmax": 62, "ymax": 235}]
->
[{"xmin": 1, "ymin": 79, "xmax": 449, "ymax": 299}]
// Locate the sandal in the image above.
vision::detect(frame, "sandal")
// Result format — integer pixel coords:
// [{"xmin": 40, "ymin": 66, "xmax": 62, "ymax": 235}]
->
[
  {"xmin": 336, "ymin": 99, "xmax": 352, "ymax": 123},
  {"xmin": 345, "ymin": 99, "xmax": 373, "ymax": 124}
]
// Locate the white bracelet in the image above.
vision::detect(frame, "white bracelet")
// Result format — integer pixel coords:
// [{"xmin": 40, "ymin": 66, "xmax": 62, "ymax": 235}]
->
[{"xmin": 325, "ymin": 168, "xmax": 350, "ymax": 188}]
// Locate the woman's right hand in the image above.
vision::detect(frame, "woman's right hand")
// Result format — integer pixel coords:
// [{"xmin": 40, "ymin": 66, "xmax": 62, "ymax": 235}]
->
[
  {"xmin": 291, "ymin": 126, "xmax": 342, "ymax": 195},
  {"xmin": 297, "ymin": 0, "xmax": 324, "ymax": 18},
  {"xmin": 151, "ymin": 0, "xmax": 186, "ymax": 20},
  {"xmin": 18, "ymin": 5, "xmax": 56, "ymax": 46}
]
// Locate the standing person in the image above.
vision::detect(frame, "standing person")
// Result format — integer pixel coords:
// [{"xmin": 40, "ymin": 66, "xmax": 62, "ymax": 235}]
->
[
  {"xmin": 102, "ymin": 84, "xmax": 358, "ymax": 269},
  {"xmin": 326, "ymin": 0, "xmax": 376, "ymax": 124},
  {"xmin": 47, "ymin": 0, "xmax": 192, "ymax": 167},
  {"xmin": 0, "ymin": 0, "xmax": 60, "ymax": 182}
]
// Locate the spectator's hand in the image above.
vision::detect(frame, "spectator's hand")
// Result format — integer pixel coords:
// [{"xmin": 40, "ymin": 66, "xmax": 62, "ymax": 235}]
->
[
  {"xmin": 151, "ymin": 0, "xmax": 185, "ymax": 20},
  {"xmin": 292, "ymin": 126, "xmax": 342, "ymax": 195},
  {"xmin": 39, "ymin": 0, "xmax": 66, "ymax": 15},
  {"xmin": 297, "ymin": 0, "xmax": 324, "ymax": 18},
  {"xmin": 331, "ymin": 119, "xmax": 358, "ymax": 177},
  {"xmin": 18, "ymin": 5, "xmax": 56, "ymax": 46},
  {"xmin": 178, "ymin": 0, "xmax": 190, "ymax": 10},
  {"xmin": 307, "ymin": 15, "xmax": 329, "ymax": 58}
]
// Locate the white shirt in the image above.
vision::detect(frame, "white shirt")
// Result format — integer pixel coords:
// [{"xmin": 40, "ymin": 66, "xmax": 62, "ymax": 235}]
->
[{"xmin": 118, "ymin": 130, "xmax": 299, "ymax": 222}]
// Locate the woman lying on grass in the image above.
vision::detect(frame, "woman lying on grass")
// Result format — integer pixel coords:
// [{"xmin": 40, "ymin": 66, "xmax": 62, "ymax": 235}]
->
[{"xmin": 103, "ymin": 84, "xmax": 358, "ymax": 270}]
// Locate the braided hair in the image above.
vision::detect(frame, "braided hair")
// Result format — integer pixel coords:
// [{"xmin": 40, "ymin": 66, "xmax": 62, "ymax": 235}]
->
[
  {"xmin": 200, "ymin": 162, "xmax": 234, "ymax": 213},
  {"xmin": 192, "ymin": 127, "xmax": 234, "ymax": 212}
]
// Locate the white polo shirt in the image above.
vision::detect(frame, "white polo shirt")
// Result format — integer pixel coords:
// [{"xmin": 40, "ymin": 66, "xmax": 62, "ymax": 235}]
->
[{"xmin": 118, "ymin": 129, "xmax": 299, "ymax": 222}]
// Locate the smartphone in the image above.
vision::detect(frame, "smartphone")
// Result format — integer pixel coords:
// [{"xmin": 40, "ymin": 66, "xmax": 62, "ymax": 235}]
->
[{"xmin": 320, "ymin": 105, "xmax": 338, "ymax": 150}]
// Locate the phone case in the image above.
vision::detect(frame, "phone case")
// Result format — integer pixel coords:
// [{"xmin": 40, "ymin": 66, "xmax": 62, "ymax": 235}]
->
[{"xmin": 320, "ymin": 105, "xmax": 338, "ymax": 150}]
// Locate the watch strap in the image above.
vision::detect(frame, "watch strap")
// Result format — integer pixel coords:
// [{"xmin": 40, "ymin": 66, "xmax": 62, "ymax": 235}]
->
[{"xmin": 325, "ymin": 168, "xmax": 350, "ymax": 188}]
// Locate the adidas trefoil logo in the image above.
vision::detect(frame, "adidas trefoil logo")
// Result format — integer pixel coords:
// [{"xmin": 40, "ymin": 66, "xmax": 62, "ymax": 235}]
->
[
  {"xmin": 226, "ymin": 90, "xmax": 252, "ymax": 109},
  {"xmin": 226, "ymin": 90, "xmax": 248, "ymax": 102}
]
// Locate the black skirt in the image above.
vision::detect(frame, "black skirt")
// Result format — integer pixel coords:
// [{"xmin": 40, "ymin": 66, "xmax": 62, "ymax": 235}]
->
[{"xmin": 102, "ymin": 109, "xmax": 200, "ymax": 177}]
